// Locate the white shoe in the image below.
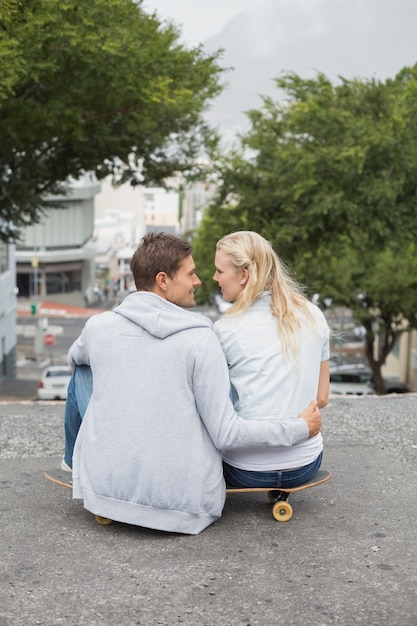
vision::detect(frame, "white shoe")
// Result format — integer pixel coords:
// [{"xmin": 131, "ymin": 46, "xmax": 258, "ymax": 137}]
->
[{"xmin": 60, "ymin": 458, "xmax": 72, "ymax": 472}]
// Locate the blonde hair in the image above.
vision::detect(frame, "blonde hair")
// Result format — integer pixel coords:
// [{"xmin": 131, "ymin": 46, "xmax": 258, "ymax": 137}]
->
[{"xmin": 216, "ymin": 231, "xmax": 315, "ymax": 360}]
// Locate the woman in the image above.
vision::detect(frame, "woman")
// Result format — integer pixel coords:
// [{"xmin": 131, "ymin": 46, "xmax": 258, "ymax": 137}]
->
[{"xmin": 213, "ymin": 231, "xmax": 330, "ymax": 488}]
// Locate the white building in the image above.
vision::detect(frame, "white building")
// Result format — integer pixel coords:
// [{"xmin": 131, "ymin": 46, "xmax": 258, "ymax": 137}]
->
[
  {"xmin": 143, "ymin": 186, "xmax": 179, "ymax": 234},
  {"xmin": 93, "ymin": 178, "xmax": 146, "ymax": 291},
  {"xmin": 14, "ymin": 174, "xmax": 102, "ymax": 303},
  {"xmin": 179, "ymin": 181, "xmax": 218, "ymax": 235},
  {"xmin": 0, "ymin": 242, "xmax": 17, "ymax": 378},
  {"xmin": 93, "ymin": 181, "xmax": 181, "ymax": 292}
]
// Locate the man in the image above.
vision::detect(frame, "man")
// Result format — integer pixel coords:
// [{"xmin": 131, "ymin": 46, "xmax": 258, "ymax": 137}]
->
[{"xmin": 65, "ymin": 233, "xmax": 321, "ymax": 535}]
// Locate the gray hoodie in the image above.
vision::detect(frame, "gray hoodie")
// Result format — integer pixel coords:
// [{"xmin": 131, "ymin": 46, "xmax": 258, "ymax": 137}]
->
[{"xmin": 70, "ymin": 291, "xmax": 308, "ymax": 534}]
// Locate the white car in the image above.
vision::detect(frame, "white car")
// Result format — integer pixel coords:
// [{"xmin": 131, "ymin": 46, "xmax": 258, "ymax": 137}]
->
[
  {"xmin": 37, "ymin": 365, "xmax": 71, "ymax": 400},
  {"xmin": 329, "ymin": 369, "xmax": 375, "ymax": 396}
]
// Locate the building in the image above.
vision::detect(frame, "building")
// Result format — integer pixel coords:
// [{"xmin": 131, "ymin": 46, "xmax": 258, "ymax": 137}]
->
[
  {"xmin": 179, "ymin": 181, "xmax": 217, "ymax": 235},
  {"xmin": 15, "ymin": 177, "xmax": 182, "ymax": 305},
  {"xmin": 0, "ymin": 242, "xmax": 17, "ymax": 379},
  {"xmin": 93, "ymin": 177, "xmax": 146, "ymax": 293},
  {"xmin": 15, "ymin": 174, "xmax": 103, "ymax": 305},
  {"xmin": 144, "ymin": 186, "xmax": 179, "ymax": 234},
  {"xmin": 383, "ymin": 327, "xmax": 417, "ymax": 393}
]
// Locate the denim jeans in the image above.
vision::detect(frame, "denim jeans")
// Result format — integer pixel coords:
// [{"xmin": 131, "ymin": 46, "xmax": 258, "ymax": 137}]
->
[
  {"xmin": 63, "ymin": 365, "xmax": 93, "ymax": 469},
  {"xmin": 223, "ymin": 451, "xmax": 323, "ymax": 489}
]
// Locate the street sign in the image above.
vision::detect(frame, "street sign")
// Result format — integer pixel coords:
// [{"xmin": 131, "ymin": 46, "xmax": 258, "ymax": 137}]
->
[{"xmin": 44, "ymin": 333, "xmax": 55, "ymax": 347}]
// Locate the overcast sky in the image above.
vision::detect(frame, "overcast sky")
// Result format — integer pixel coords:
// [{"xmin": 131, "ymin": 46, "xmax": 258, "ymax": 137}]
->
[
  {"xmin": 143, "ymin": 0, "xmax": 417, "ymax": 142},
  {"xmin": 142, "ymin": 0, "xmax": 258, "ymax": 46}
]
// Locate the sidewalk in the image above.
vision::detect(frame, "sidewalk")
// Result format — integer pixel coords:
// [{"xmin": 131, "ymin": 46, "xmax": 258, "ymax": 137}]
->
[
  {"xmin": 16, "ymin": 298, "xmax": 112, "ymax": 319},
  {"xmin": 1, "ymin": 395, "xmax": 417, "ymax": 625}
]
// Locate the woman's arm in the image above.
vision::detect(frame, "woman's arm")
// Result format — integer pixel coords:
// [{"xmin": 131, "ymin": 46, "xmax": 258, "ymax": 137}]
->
[{"xmin": 317, "ymin": 360, "xmax": 330, "ymax": 408}]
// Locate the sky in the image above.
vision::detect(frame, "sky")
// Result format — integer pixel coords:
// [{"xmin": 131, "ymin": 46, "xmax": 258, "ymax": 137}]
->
[
  {"xmin": 142, "ymin": 0, "xmax": 258, "ymax": 47},
  {"xmin": 143, "ymin": 0, "xmax": 417, "ymax": 142}
]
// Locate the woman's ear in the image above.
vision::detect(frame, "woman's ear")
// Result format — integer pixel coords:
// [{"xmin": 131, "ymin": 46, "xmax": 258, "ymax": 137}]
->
[{"xmin": 240, "ymin": 268, "xmax": 249, "ymax": 286}]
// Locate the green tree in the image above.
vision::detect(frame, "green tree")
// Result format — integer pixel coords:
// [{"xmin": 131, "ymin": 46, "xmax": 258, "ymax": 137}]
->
[
  {"xmin": 194, "ymin": 67, "xmax": 417, "ymax": 393},
  {"xmin": 0, "ymin": 0, "xmax": 223, "ymax": 241}
]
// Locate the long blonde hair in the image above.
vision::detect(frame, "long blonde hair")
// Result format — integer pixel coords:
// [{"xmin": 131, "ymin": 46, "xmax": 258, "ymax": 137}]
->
[{"xmin": 216, "ymin": 231, "xmax": 315, "ymax": 360}]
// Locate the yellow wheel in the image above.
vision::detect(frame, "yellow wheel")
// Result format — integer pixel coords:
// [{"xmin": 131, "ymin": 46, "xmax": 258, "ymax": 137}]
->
[
  {"xmin": 272, "ymin": 501, "xmax": 293, "ymax": 522},
  {"xmin": 95, "ymin": 515, "xmax": 113, "ymax": 525}
]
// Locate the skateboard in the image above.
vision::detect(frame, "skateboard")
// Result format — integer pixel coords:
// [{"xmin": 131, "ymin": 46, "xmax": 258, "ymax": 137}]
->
[
  {"xmin": 226, "ymin": 468, "xmax": 332, "ymax": 522},
  {"xmin": 44, "ymin": 469, "xmax": 113, "ymax": 525},
  {"xmin": 45, "ymin": 467, "xmax": 331, "ymax": 525}
]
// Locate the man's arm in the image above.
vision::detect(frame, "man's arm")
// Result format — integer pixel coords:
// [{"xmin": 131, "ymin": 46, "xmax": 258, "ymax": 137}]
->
[
  {"xmin": 299, "ymin": 400, "xmax": 322, "ymax": 438},
  {"xmin": 194, "ymin": 332, "xmax": 321, "ymax": 451}
]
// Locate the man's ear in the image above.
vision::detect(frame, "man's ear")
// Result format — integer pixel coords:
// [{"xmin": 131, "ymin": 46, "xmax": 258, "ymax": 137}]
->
[{"xmin": 155, "ymin": 271, "xmax": 169, "ymax": 292}]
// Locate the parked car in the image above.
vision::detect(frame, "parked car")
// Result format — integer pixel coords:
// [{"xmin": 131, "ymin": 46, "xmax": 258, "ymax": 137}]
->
[
  {"xmin": 329, "ymin": 364, "xmax": 409, "ymax": 396},
  {"xmin": 37, "ymin": 365, "xmax": 71, "ymax": 400}
]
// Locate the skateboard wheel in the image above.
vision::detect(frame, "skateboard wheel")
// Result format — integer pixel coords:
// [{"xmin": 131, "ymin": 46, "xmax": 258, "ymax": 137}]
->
[
  {"xmin": 95, "ymin": 515, "xmax": 113, "ymax": 525},
  {"xmin": 272, "ymin": 501, "xmax": 293, "ymax": 522}
]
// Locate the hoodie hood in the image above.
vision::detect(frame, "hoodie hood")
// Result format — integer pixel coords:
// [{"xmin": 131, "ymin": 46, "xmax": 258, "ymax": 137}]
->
[{"xmin": 113, "ymin": 291, "xmax": 212, "ymax": 339}]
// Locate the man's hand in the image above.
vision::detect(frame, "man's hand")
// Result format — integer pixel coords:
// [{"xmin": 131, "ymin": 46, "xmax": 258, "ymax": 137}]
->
[{"xmin": 299, "ymin": 400, "xmax": 322, "ymax": 438}]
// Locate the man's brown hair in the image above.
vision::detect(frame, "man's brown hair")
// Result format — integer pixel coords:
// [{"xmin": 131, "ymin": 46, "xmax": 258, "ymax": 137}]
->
[{"xmin": 130, "ymin": 232, "xmax": 193, "ymax": 291}]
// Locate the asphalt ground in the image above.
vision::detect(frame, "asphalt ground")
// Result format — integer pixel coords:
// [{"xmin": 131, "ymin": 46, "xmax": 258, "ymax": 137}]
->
[{"xmin": 1, "ymin": 394, "xmax": 417, "ymax": 626}]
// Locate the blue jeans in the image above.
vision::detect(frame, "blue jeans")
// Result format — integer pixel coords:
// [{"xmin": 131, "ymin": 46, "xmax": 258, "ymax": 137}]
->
[
  {"xmin": 223, "ymin": 451, "xmax": 323, "ymax": 489},
  {"xmin": 63, "ymin": 366, "xmax": 93, "ymax": 469}
]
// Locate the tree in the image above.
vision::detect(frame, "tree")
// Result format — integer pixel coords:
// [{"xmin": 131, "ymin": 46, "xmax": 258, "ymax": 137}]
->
[
  {"xmin": 0, "ymin": 0, "xmax": 224, "ymax": 241},
  {"xmin": 194, "ymin": 67, "xmax": 417, "ymax": 393}
]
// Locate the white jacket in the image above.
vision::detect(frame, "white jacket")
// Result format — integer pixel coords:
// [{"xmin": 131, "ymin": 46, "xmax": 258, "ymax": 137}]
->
[
  {"xmin": 70, "ymin": 291, "xmax": 310, "ymax": 534},
  {"xmin": 214, "ymin": 293, "xmax": 330, "ymax": 470}
]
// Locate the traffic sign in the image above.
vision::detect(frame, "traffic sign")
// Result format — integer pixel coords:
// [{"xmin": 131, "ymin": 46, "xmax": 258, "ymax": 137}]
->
[{"xmin": 44, "ymin": 333, "xmax": 55, "ymax": 347}]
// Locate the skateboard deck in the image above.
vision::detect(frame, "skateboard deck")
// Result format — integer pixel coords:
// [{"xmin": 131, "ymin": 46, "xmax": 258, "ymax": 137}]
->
[
  {"xmin": 44, "ymin": 467, "xmax": 331, "ymax": 525},
  {"xmin": 44, "ymin": 468, "xmax": 73, "ymax": 489},
  {"xmin": 44, "ymin": 469, "xmax": 113, "ymax": 525},
  {"xmin": 226, "ymin": 468, "xmax": 332, "ymax": 522}
]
